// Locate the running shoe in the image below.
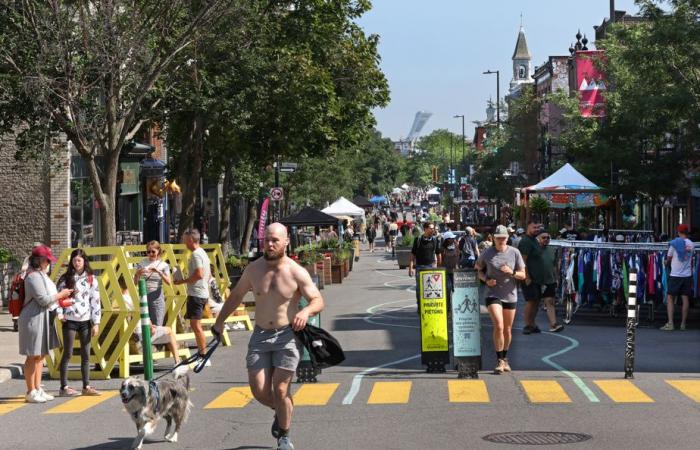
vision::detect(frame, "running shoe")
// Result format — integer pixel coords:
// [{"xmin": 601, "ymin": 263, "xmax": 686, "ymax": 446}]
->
[
  {"xmin": 82, "ymin": 386, "xmax": 101, "ymax": 396},
  {"xmin": 59, "ymin": 386, "xmax": 80, "ymax": 397},
  {"xmin": 38, "ymin": 388, "xmax": 54, "ymax": 401},
  {"xmin": 502, "ymin": 359, "xmax": 512, "ymax": 372},
  {"xmin": 549, "ymin": 324, "xmax": 564, "ymax": 333},
  {"xmin": 660, "ymin": 323, "xmax": 674, "ymax": 331},
  {"xmin": 494, "ymin": 359, "xmax": 506, "ymax": 375},
  {"xmin": 277, "ymin": 436, "xmax": 294, "ymax": 450},
  {"xmin": 25, "ymin": 389, "xmax": 46, "ymax": 403},
  {"xmin": 522, "ymin": 326, "xmax": 533, "ymax": 335},
  {"xmin": 531, "ymin": 326, "xmax": 542, "ymax": 334}
]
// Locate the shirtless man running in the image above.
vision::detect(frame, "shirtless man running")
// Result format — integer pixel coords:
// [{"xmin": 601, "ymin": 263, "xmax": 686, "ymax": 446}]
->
[{"xmin": 212, "ymin": 222, "xmax": 324, "ymax": 450}]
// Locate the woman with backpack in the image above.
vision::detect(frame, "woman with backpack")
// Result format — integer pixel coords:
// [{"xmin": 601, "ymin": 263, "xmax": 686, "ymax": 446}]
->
[
  {"xmin": 56, "ymin": 249, "xmax": 102, "ymax": 397},
  {"xmin": 18, "ymin": 245, "xmax": 73, "ymax": 403}
]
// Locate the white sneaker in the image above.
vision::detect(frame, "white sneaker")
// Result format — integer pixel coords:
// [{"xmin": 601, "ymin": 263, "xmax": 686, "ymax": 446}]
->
[
  {"xmin": 38, "ymin": 388, "xmax": 54, "ymax": 401},
  {"xmin": 223, "ymin": 324, "xmax": 231, "ymax": 331},
  {"xmin": 277, "ymin": 436, "xmax": 294, "ymax": 450},
  {"xmin": 205, "ymin": 358, "xmax": 212, "ymax": 367},
  {"xmin": 25, "ymin": 389, "xmax": 46, "ymax": 403}
]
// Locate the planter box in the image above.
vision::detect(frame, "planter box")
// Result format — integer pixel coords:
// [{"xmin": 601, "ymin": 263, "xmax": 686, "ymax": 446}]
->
[
  {"xmin": 349, "ymin": 255, "xmax": 354, "ymax": 271},
  {"xmin": 322, "ymin": 257, "xmax": 332, "ymax": 285},
  {"xmin": 331, "ymin": 264, "xmax": 343, "ymax": 284},
  {"xmin": 343, "ymin": 259, "xmax": 349, "ymax": 277},
  {"xmin": 396, "ymin": 248, "xmax": 412, "ymax": 269},
  {"xmin": 303, "ymin": 264, "xmax": 317, "ymax": 277}
]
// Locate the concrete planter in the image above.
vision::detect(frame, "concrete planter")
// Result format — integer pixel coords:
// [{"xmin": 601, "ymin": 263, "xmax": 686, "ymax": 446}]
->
[{"xmin": 396, "ymin": 247, "xmax": 412, "ymax": 269}]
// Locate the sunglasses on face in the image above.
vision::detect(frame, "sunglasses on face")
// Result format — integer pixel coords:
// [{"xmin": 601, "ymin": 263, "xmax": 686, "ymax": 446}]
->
[{"xmin": 147, "ymin": 250, "xmax": 158, "ymax": 255}]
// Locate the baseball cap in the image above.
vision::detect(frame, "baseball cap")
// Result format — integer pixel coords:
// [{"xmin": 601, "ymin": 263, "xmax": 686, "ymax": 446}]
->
[
  {"xmin": 677, "ymin": 224, "xmax": 690, "ymax": 234},
  {"xmin": 559, "ymin": 228, "xmax": 567, "ymax": 235},
  {"xmin": 507, "ymin": 226, "xmax": 515, "ymax": 233},
  {"xmin": 31, "ymin": 245, "xmax": 57, "ymax": 263},
  {"xmin": 494, "ymin": 225, "xmax": 509, "ymax": 238},
  {"xmin": 516, "ymin": 228, "xmax": 525, "ymax": 235},
  {"xmin": 443, "ymin": 231, "xmax": 456, "ymax": 239}
]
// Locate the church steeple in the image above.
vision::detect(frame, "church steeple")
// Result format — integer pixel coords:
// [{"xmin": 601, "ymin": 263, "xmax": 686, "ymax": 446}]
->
[{"xmin": 510, "ymin": 22, "xmax": 533, "ymax": 95}]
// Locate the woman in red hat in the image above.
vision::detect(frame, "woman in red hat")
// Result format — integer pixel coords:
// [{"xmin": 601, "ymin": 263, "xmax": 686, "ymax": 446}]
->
[{"xmin": 18, "ymin": 245, "xmax": 73, "ymax": 403}]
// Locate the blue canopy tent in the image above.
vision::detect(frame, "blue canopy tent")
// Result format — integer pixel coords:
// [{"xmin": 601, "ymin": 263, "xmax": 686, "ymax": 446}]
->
[{"xmin": 369, "ymin": 195, "xmax": 387, "ymax": 204}]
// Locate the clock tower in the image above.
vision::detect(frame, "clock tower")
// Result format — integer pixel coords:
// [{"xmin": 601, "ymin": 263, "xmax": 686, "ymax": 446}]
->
[{"xmin": 509, "ymin": 25, "xmax": 533, "ymax": 97}]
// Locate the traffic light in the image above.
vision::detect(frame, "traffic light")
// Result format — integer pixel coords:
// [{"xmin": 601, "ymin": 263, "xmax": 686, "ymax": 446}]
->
[{"xmin": 431, "ymin": 166, "xmax": 438, "ymax": 182}]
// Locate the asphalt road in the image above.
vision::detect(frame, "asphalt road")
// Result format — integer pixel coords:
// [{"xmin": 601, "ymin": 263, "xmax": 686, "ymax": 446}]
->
[{"xmin": 0, "ymin": 246, "xmax": 699, "ymax": 449}]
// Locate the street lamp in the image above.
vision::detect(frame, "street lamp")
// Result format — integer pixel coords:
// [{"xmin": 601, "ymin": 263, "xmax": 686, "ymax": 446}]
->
[
  {"xmin": 483, "ymin": 70, "xmax": 500, "ymax": 124},
  {"xmin": 453, "ymin": 114, "xmax": 465, "ymax": 181}
]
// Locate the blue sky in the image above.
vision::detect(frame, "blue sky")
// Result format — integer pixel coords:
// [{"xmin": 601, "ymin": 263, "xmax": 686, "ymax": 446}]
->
[{"xmin": 357, "ymin": 0, "xmax": 641, "ymax": 141}]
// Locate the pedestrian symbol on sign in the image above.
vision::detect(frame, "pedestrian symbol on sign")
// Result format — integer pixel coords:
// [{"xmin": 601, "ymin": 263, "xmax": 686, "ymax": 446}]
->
[{"xmin": 270, "ymin": 187, "xmax": 284, "ymax": 201}]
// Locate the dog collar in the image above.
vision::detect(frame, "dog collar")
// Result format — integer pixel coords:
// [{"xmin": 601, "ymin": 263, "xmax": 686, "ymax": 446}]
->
[{"xmin": 149, "ymin": 381, "xmax": 161, "ymax": 414}]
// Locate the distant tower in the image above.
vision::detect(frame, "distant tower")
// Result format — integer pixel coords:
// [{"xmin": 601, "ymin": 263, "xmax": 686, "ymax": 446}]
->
[{"xmin": 509, "ymin": 23, "xmax": 533, "ymax": 96}]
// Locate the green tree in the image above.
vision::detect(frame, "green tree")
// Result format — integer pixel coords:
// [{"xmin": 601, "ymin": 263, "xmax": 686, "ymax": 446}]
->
[{"xmin": 0, "ymin": 1, "xmax": 230, "ymax": 245}]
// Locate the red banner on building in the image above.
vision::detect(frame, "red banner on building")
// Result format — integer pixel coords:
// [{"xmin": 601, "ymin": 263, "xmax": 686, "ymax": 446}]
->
[
  {"xmin": 257, "ymin": 196, "xmax": 270, "ymax": 249},
  {"xmin": 576, "ymin": 50, "xmax": 606, "ymax": 118}
]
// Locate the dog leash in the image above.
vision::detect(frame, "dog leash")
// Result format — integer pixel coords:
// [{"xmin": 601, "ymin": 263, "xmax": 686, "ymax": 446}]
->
[{"xmin": 151, "ymin": 332, "xmax": 221, "ymax": 381}]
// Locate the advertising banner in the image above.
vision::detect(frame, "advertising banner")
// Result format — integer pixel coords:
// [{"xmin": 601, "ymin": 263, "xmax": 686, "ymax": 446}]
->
[
  {"xmin": 452, "ymin": 270, "xmax": 481, "ymax": 357},
  {"xmin": 257, "ymin": 196, "xmax": 270, "ymax": 249},
  {"xmin": 576, "ymin": 50, "xmax": 606, "ymax": 118},
  {"xmin": 419, "ymin": 269, "xmax": 449, "ymax": 359}
]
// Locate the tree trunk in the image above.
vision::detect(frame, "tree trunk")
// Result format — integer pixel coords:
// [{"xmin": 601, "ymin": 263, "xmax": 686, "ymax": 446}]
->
[
  {"xmin": 218, "ymin": 164, "xmax": 233, "ymax": 257},
  {"xmin": 240, "ymin": 199, "xmax": 258, "ymax": 254},
  {"xmin": 85, "ymin": 151, "xmax": 119, "ymax": 247},
  {"xmin": 176, "ymin": 113, "xmax": 206, "ymax": 241}
]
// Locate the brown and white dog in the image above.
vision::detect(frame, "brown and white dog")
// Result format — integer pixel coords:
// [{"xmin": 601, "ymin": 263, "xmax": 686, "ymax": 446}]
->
[{"xmin": 120, "ymin": 365, "xmax": 192, "ymax": 450}]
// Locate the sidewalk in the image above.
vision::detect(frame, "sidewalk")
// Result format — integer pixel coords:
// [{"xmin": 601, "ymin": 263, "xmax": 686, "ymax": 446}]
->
[{"xmin": 0, "ymin": 309, "xmax": 22, "ymax": 383}]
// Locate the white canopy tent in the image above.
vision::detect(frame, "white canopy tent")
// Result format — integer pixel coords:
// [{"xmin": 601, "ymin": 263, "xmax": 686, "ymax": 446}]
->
[
  {"xmin": 523, "ymin": 163, "xmax": 602, "ymax": 193},
  {"xmin": 322, "ymin": 196, "xmax": 365, "ymax": 217},
  {"xmin": 426, "ymin": 187, "xmax": 440, "ymax": 195}
]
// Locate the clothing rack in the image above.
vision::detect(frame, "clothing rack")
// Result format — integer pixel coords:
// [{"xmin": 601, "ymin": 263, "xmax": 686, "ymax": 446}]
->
[
  {"xmin": 589, "ymin": 229, "xmax": 655, "ymax": 234},
  {"xmin": 549, "ymin": 240, "xmax": 691, "ymax": 251}
]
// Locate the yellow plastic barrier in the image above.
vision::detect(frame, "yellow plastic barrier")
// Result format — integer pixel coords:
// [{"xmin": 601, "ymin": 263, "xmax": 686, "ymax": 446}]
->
[{"xmin": 46, "ymin": 244, "xmax": 252, "ymax": 380}]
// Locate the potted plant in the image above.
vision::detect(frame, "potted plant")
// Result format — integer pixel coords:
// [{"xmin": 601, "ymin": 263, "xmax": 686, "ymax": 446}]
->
[
  {"xmin": 226, "ymin": 254, "xmax": 248, "ymax": 288},
  {"xmin": 295, "ymin": 244, "xmax": 320, "ymax": 276},
  {"xmin": 395, "ymin": 233, "xmax": 414, "ymax": 269},
  {"xmin": 330, "ymin": 250, "xmax": 344, "ymax": 284},
  {"xmin": 342, "ymin": 241, "xmax": 355, "ymax": 272},
  {"xmin": 529, "ymin": 196, "xmax": 550, "ymax": 223}
]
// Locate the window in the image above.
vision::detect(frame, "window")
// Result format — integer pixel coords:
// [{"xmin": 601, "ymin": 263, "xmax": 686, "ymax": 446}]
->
[{"xmin": 519, "ymin": 65, "xmax": 526, "ymax": 79}]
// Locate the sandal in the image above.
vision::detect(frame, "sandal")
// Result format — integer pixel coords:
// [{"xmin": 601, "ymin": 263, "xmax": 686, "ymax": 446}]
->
[
  {"xmin": 59, "ymin": 386, "xmax": 80, "ymax": 397},
  {"xmin": 82, "ymin": 386, "xmax": 101, "ymax": 396}
]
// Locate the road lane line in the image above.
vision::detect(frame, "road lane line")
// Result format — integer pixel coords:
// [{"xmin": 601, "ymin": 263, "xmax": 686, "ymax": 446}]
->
[
  {"xmin": 666, "ymin": 380, "xmax": 700, "ymax": 402},
  {"xmin": 293, "ymin": 383, "xmax": 339, "ymax": 406},
  {"xmin": 540, "ymin": 332, "xmax": 600, "ymax": 403},
  {"xmin": 448, "ymin": 380, "xmax": 490, "ymax": 403},
  {"xmin": 0, "ymin": 396, "xmax": 27, "ymax": 415},
  {"xmin": 521, "ymin": 380, "xmax": 572, "ymax": 403},
  {"xmin": 44, "ymin": 390, "xmax": 119, "ymax": 414},
  {"xmin": 594, "ymin": 380, "xmax": 654, "ymax": 403},
  {"xmin": 204, "ymin": 386, "xmax": 254, "ymax": 409},
  {"xmin": 367, "ymin": 381, "xmax": 412, "ymax": 404}
]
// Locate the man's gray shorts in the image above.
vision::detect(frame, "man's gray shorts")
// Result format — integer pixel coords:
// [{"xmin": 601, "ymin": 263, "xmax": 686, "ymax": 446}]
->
[{"xmin": 246, "ymin": 325, "xmax": 302, "ymax": 372}]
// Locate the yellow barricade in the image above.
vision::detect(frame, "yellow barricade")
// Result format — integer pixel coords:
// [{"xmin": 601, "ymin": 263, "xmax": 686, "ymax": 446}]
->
[{"xmin": 46, "ymin": 244, "xmax": 252, "ymax": 380}]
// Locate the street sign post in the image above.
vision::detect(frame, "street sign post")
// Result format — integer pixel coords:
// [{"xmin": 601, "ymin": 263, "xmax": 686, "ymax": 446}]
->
[
  {"xmin": 270, "ymin": 187, "xmax": 284, "ymax": 201},
  {"xmin": 452, "ymin": 269, "xmax": 482, "ymax": 378},
  {"xmin": 418, "ymin": 268, "xmax": 449, "ymax": 373},
  {"xmin": 280, "ymin": 162, "xmax": 298, "ymax": 173}
]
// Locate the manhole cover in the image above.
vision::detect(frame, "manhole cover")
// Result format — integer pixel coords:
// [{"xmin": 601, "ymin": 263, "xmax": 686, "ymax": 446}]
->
[{"xmin": 482, "ymin": 431, "xmax": 592, "ymax": 445}]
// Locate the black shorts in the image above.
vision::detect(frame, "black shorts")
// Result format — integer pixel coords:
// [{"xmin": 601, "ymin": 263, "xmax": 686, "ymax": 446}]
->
[
  {"xmin": 522, "ymin": 282, "xmax": 556, "ymax": 301},
  {"xmin": 668, "ymin": 276, "xmax": 693, "ymax": 297},
  {"xmin": 185, "ymin": 296, "xmax": 208, "ymax": 320},
  {"xmin": 485, "ymin": 297, "xmax": 516, "ymax": 310}
]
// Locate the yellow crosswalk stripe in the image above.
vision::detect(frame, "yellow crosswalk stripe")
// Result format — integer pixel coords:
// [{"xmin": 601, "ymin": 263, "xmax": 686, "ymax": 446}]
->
[
  {"xmin": 521, "ymin": 380, "xmax": 572, "ymax": 403},
  {"xmin": 44, "ymin": 391, "xmax": 119, "ymax": 414},
  {"xmin": 293, "ymin": 383, "xmax": 339, "ymax": 406},
  {"xmin": 666, "ymin": 380, "xmax": 700, "ymax": 402},
  {"xmin": 448, "ymin": 380, "xmax": 490, "ymax": 403},
  {"xmin": 204, "ymin": 386, "xmax": 254, "ymax": 409},
  {"xmin": 367, "ymin": 381, "xmax": 411, "ymax": 404},
  {"xmin": 0, "ymin": 396, "xmax": 27, "ymax": 415},
  {"xmin": 594, "ymin": 380, "xmax": 654, "ymax": 403}
]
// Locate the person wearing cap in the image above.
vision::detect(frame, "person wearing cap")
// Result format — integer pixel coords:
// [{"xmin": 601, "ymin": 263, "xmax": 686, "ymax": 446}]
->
[
  {"xmin": 506, "ymin": 225, "xmax": 516, "ymax": 246},
  {"xmin": 518, "ymin": 221, "xmax": 547, "ymax": 335},
  {"xmin": 18, "ymin": 245, "xmax": 73, "ymax": 403},
  {"xmin": 475, "ymin": 224, "xmax": 526, "ymax": 374},
  {"xmin": 511, "ymin": 228, "xmax": 524, "ymax": 248},
  {"xmin": 409, "ymin": 222, "xmax": 442, "ymax": 313},
  {"xmin": 661, "ymin": 224, "xmax": 693, "ymax": 331}
]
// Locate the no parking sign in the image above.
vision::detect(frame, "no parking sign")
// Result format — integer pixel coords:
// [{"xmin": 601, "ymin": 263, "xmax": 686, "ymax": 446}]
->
[{"xmin": 270, "ymin": 187, "xmax": 284, "ymax": 201}]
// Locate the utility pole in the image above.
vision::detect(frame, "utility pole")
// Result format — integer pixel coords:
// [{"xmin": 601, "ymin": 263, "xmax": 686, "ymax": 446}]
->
[{"xmin": 483, "ymin": 70, "xmax": 501, "ymax": 125}]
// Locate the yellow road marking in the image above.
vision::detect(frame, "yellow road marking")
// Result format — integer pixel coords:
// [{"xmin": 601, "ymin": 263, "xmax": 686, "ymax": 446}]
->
[
  {"xmin": 594, "ymin": 380, "xmax": 654, "ymax": 403},
  {"xmin": 666, "ymin": 380, "xmax": 700, "ymax": 402},
  {"xmin": 44, "ymin": 391, "xmax": 119, "ymax": 414},
  {"xmin": 0, "ymin": 396, "xmax": 27, "ymax": 415},
  {"xmin": 521, "ymin": 380, "xmax": 572, "ymax": 403},
  {"xmin": 367, "ymin": 381, "xmax": 412, "ymax": 404},
  {"xmin": 293, "ymin": 383, "xmax": 339, "ymax": 406},
  {"xmin": 448, "ymin": 380, "xmax": 490, "ymax": 403},
  {"xmin": 204, "ymin": 387, "xmax": 254, "ymax": 409}
]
